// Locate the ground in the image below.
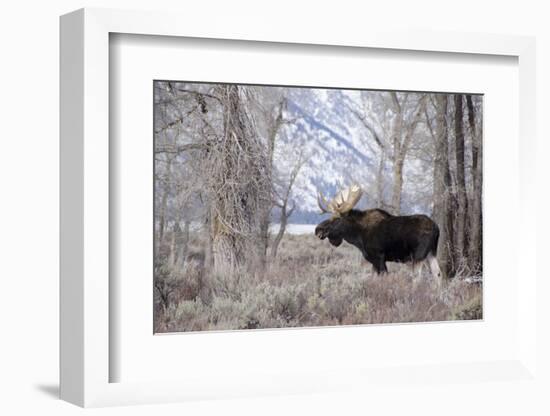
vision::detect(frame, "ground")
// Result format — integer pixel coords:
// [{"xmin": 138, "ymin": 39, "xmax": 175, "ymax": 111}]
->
[{"xmin": 154, "ymin": 233, "xmax": 482, "ymax": 333}]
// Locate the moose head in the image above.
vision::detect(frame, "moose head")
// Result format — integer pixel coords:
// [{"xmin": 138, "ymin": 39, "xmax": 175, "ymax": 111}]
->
[{"xmin": 314, "ymin": 184, "xmax": 364, "ymax": 248}]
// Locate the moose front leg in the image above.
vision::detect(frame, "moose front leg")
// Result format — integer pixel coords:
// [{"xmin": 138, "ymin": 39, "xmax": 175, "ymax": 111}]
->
[
  {"xmin": 373, "ymin": 254, "xmax": 388, "ymax": 274},
  {"xmin": 362, "ymin": 249, "xmax": 387, "ymax": 275}
]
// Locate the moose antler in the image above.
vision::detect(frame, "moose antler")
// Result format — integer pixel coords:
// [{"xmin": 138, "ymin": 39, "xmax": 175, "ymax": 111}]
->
[
  {"xmin": 317, "ymin": 184, "xmax": 363, "ymax": 215},
  {"xmin": 317, "ymin": 191, "xmax": 331, "ymax": 214}
]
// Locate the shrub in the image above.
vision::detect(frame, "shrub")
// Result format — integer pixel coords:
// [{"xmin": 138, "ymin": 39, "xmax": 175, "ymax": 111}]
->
[{"xmin": 154, "ymin": 233, "xmax": 482, "ymax": 332}]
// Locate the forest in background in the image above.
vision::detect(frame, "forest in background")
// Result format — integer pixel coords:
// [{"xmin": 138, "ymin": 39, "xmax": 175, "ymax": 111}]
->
[{"xmin": 153, "ymin": 82, "xmax": 483, "ymax": 332}]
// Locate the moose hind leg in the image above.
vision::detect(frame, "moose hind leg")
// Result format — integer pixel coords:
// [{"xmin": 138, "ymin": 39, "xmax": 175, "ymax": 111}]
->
[{"xmin": 377, "ymin": 262, "xmax": 388, "ymax": 274}]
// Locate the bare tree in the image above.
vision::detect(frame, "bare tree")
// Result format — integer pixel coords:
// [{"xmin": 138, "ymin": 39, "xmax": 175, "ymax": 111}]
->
[
  {"xmin": 156, "ymin": 156, "xmax": 173, "ymax": 246},
  {"xmin": 257, "ymin": 94, "xmax": 287, "ymax": 267},
  {"xmin": 345, "ymin": 91, "xmax": 428, "ymax": 213},
  {"xmin": 345, "ymin": 93, "xmax": 390, "ymax": 209},
  {"xmin": 249, "ymin": 88, "xmax": 306, "ymax": 262},
  {"xmin": 270, "ymin": 149, "xmax": 307, "ymax": 258},
  {"xmin": 431, "ymin": 94, "xmax": 454, "ymax": 281},
  {"xmin": 453, "ymin": 94, "xmax": 469, "ymax": 262},
  {"xmin": 466, "ymin": 95, "xmax": 482, "ymax": 273},
  {"xmin": 389, "ymin": 93, "xmax": 428, "ymax": 214},
  {"xmin": 154, "ymin": 81, "xmax": 213, "ymax": 266},
  {"xmin": 207, "ymin": 85, "xmax": 271, "ymax": 273}
]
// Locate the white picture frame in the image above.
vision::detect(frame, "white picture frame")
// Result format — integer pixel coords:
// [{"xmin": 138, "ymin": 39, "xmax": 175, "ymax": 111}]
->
[{"xmin": 60, "ymin": 8, "xmax": 538, "ymax": 408}]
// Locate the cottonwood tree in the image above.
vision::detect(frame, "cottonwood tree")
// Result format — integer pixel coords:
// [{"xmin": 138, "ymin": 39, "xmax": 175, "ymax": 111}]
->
[
  {"xmin": 248, "ymin": 87, "xmax": 307, "ymax": 261},
  {"xmin": 346, "ymin": 91, "xmax": 428, "ymax": 214},
  {"xmin": 430, "ymin": 94, "xmax": 455, "ymax": 281},
  {"xmin": 345, "ymin": 91, "xmax": 391, "ymax": 209},
  {"xmin": 270, "ymin": 142, "xmax": 307, "ymax": 259},
  {"xmin": 427, "ymin": 93, "xmax": 483, "ymax": 279},
  {"xmin": 252, "ymin": 90, "xmax": 288, "ymax": 266},
  {"xmin": 466, "ymin": 94, "xmax": 483, "ymax": 273},
  {"xmin": 154, "ymin": 81, "xmax": 207, "ymax": 256},
  {"xmin": 453, "ymin": 94, "xmax": 469, "ymax": 261},
  {"xmin": 154, "ymin": 81, "xmax": 218, "ymax": 308},
  {"xmin": 206, "ymin": 85, "xmax": 271, "ymax": 273},
  {"xmin": 389, "ymin": 92, "xmax": 428, "ymax": 214},
  {"xmin": 154, "ymin": 83, "xmax": 303, "ymax": 275}
]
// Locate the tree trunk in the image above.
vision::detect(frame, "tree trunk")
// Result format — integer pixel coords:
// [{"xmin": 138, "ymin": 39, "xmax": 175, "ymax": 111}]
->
[
  {"xmin": 204, "ymin": 209, "xmax": 214, "ymax": 273},
  {"xmin": 390, "ymin": 93, "xmax": 426, "ymax": 215},
  {"xmin": 391, "ymin": 156, "xmax": 404, "ymax": 214},
  {"xmin": 212, "ymin": 231, "xmax": 241, "ymax": 273},
  {"xmin": 176, "ymin": 219, "xmax": 190, "ymax": 269},
  {"xmin": 432, "ymin": 95, "xmax": 454, "ymax": 281},
  {"xmin": 157, "ymin": 157, "xmax": 172, "ymax": 246},
  {"xmin": 390, "ymin": 93, "xmax": 403, "ymax": 215},
  {"xmin": 258, "ymin": 99, "xmax": 285, "ymax": 269},
  {"xmin": 270, "ymin": 145, "xmax": 304, "ymax": 259},
  {"xmin": 376, "ymin": 151, "xmax": 386, "ymax": 207},
  {"xmin": 454, "ymin": 94, "xmax": 469, "ymax": 266},
  {"xmin": 270, "ymin": 206, "xmax": 288, "ymax": 259},
  {"xmin": 210, "ymin": 85, "xmax": 269, "ymax": 274},
  {"xmin": 466, "ymin": 95, "xmax": 482, "ymax": 273},
  {"xmin": 168, "ymin": 221, "xmax": 178, "ymax": 267}
]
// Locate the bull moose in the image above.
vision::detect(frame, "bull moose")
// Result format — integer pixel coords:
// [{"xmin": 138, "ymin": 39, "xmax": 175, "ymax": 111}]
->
[{"xmin": 315, "ymin": 185, "xmax": 442, "ymax": 286}]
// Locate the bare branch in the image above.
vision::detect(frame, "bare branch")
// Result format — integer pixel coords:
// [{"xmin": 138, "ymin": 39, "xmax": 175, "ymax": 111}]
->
[{"xmin": 155, "ymin": 143, "xmax": 206, "ymax": 154}]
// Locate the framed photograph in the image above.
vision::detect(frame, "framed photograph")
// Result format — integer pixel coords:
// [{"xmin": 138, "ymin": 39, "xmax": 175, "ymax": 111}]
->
[
  {"xmin": 151, "ymin": 80, "xmax": 483, "ymax": 334},
  {"xmin": 60, "ymin": 8, "xmax": 538, "ymax": 408}
]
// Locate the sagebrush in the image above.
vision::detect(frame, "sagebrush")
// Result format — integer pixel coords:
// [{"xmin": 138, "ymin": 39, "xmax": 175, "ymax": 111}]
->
[{"xmin": 154, "ymin": 233, "xmax": 482, "ymax": 332}]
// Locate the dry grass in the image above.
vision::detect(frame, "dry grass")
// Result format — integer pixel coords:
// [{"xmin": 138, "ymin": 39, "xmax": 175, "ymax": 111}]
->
[{"xmin": 154, "ymin": 233, "xmax": 482, "ymax": 333}]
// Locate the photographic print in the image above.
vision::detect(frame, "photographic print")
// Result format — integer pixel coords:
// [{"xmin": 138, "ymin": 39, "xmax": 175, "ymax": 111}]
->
[{"xmin": 153, "ymin": 82, "xmax": 483, "ymax": 333}]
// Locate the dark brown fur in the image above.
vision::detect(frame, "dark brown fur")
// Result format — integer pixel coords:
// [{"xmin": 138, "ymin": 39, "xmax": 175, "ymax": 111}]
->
[{"xmin": 315, "ymin": 209, "xmax": 440, "ymax": 274}]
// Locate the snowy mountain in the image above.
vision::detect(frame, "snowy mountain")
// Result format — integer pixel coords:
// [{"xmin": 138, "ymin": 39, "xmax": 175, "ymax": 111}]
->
[{"xmin": 271, "ymin": 87, "xmax": 432, "ymax": 224}]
